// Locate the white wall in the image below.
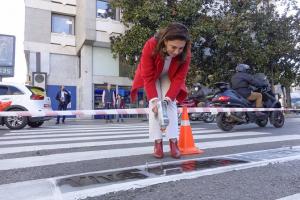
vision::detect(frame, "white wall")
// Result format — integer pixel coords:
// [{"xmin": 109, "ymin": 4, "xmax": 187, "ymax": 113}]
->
[
  {"xmin": 92, "ymin": 47, "xmax": 119, "ymax": 76},
  {"xmin": 25, "ymin": 0, "xmax": 76, "ymax": 15},
  {"xmin": 79, "ymin": 45, "xmax": 93, "ymax": 111},
  {"xmin": 95, "ymin": 18, "xmax": 125, "ymax": 44},
  {"xmin": 48, "ymin": 53, "xmax": 78, "ymax": 85}
]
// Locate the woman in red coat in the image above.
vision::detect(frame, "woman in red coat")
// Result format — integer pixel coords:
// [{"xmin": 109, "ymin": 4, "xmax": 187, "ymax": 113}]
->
[{"xmin": 131, "ymin": 22, "xmax": 191, "ymax": 159}]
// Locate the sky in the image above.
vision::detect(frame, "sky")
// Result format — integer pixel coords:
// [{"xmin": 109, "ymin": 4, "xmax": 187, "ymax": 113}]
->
[
  {"xmin": 0, "ymin": 0, "xmax": 26, "ymax": 83},
  {"xmin": 0, "ymin": 0, "xmax": 299, "ymax": 84}
]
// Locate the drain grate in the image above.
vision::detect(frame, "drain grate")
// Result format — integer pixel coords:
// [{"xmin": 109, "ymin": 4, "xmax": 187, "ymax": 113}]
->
[
  {"xmin": 145, "ymin": 159, "xmax": 247, "ymax": 176},
  {"xmin": 57, "ymin": 169, "xmax": 147, "ymax": 188},
  {"xmin": 57, "ymin": 147, "xmax": 300, "ymax": 190},
  {"xmin": 57, "ymin": 158, "xmax": 247, "ymax": 188}
]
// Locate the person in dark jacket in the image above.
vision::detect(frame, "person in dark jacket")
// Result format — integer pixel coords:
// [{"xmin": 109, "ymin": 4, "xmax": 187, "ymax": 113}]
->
[
  {"xmin": 116, "ymin": 94, "xmax": 125, "ymax": 122},
  {"xmin": 231, "ymin": 64, "xmax": 265, "ymax": 116},
  {"xmin": 55, "ymin": 85, "xmax": 71, "ymax": 124},
  {"xmin": 102, "ymin": 84, "xmax": 115, "ymax": 123}
]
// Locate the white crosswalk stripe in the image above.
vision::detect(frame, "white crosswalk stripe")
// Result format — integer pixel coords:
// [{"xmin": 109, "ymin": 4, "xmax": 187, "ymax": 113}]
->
[
  {"xmin": 0, "ymin": 132, "xmax": 269, "ymax": 154},
  {"xmin": 0, "ymin": 134, "xmax": 300, "ymax": 170},
  {"xmin": 0, "ymin": 122, "xmax": 300, "ymax": 200},
  {"xmin": 0, "ymin": 129, "xmax": 246, "ymax": 145},
  {"xmin": 6, "ymin": 126, "xmax": 205, "ymax": 136},
  {"xmin": 0, "ymin": 127, "xmax": 204, "ymax": 139}
]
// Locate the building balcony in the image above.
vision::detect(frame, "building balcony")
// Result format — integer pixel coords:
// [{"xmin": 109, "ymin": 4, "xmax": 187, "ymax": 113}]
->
[
  {"xmin": 95, "ymin": 18, "xmax": 126, "ymax": 43},
  {"xmin": 51, "ymin": 0, "xmax": 76, "ymax": 6},
  {"xmin": 51, "ymin": 32, "xmax": 76, "ymax": 47}
]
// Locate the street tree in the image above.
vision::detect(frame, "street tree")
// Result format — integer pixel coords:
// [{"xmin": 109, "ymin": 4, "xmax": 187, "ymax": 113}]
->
[
  {"xmin": 110, "ymin": 0, "xmax": 300, "ymax": 106},
  {"xmin": 110, "ymin": 0, "xmax": 212, "ymax": 83}
]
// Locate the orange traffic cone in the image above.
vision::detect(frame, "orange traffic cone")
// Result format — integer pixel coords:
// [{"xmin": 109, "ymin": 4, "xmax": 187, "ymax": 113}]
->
[{"xmin": 178, "ymin": 106, "xmax": 204, "ymax": 155}]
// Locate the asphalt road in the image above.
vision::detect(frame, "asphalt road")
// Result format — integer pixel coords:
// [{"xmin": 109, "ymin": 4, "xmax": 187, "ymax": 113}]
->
[{"xmin": 0, "ymin": 116, "xmax": 299, "ymax": 200}]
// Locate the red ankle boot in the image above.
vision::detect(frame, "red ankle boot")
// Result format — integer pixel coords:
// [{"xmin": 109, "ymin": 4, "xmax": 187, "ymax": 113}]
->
[
  {"xmin": 153, "ymin": 140, "xmax": 164, "ymax": 159},
  {"xmin": 169, "ymin": 139, "xmax": 181, "ymax": 159}
]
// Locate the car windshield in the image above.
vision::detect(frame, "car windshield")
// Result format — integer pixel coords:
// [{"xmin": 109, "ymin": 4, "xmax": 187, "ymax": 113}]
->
[{"xmin": 26, "ymin": 86, "xmax": 45, "ymax": 96}]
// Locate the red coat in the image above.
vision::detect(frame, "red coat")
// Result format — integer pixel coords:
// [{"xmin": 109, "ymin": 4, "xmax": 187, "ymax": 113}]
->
[{"xmin": 131, "ymin": 37, "xmax": 191, "ymax": 103}]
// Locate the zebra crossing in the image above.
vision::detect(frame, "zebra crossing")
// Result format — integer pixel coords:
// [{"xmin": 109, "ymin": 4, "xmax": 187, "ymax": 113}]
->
[
  {"xmin": 1, "ymin": 122, "xmax": 300, "ymax": 199},
  {"xmin": 1, "ymin": 123, "xmax": 300, "ymax": 170}
]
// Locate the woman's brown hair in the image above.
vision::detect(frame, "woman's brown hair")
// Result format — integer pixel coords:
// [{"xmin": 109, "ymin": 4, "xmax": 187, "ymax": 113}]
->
[{"xmin": 154, "ymin": 22, "xmax": 191, "ymax": 62}]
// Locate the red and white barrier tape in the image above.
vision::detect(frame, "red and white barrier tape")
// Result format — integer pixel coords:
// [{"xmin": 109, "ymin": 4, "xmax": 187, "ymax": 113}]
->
[{"xmin": 0, "ymin": 107, "xmax": 299, "ymax": 117}]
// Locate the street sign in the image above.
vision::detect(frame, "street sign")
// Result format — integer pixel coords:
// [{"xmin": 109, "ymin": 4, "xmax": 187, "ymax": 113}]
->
[{"xmin": 0, "ymin": 34, "xmax": 15, "ymax": 77}]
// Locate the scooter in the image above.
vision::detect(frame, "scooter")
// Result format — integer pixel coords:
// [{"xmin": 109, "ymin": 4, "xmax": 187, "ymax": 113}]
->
[
  {"xmin": 189, "ymin": 95, "xmax": 215, "ymax": 123},
  {"xmin": 178, "ymin": 83, "xmax": 215, "ymax": 123},
  {"xmin": 211, "ymin": 73, "xmax": 284, "ymax": 131}
]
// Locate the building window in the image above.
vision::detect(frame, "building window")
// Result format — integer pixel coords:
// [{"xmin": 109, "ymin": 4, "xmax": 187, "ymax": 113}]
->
[
  {"xmin": 96, "ymin": 0, "xmax": 116, "ymax": 20},
  {"xmin": 51, "ymin": 14, "xmax": 75, "ymax": 35}
]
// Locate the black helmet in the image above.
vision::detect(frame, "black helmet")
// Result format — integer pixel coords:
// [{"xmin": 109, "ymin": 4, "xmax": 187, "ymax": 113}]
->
[{"xmin": 236, "ymin": 64, "xmax": 250, "ymax": 72}]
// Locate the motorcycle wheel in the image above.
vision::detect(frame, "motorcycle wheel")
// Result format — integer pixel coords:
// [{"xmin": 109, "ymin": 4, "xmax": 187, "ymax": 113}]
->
[
  {"xmin": 216, "ymin": 113, "xmax": 234, "ymax": 131},
  {"xmin": 270, "ymin": 111, "xmax": 284, "ymax": 128},
  {"xmin": 190, "ymin": 113, "xmax": 197, "ymax": 121},
  {"xmin": 203, "ymin": 113, "xmax": 215, "ymax": 123},
  {"xmin": 255, "ymin": 118, "xmax": 268, "ymax": 127}
]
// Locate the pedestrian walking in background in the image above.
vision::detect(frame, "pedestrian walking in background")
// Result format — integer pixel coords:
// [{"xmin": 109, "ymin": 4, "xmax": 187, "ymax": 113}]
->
[
  {"xmin": 139, "ymin": 97, "xmax": 149, "ymax": 121},
  {"xmin": 102, "ymin": 83, "xmax": 115, "ymax": 123},
  {"xmin": 116, "ymin": 94, "xmax": 125, "ymax": 122},
  {"xmin": 130, "ymin": 22, "xmax": 191, "ymax": 159},
  {"xmin": 55, "ymin": 85, "xmax": 71, "ymax": 124}
]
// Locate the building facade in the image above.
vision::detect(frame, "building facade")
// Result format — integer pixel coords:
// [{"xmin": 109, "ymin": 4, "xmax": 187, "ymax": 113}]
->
[{"xmin": 24, "ymin": 0, "xmax": 134, "ymax": 114}]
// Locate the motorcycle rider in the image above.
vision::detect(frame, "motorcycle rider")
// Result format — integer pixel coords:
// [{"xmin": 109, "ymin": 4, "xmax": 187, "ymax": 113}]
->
[{"xmin": 231, "ymin": 64, "xmax": 265, "ymax": 117}]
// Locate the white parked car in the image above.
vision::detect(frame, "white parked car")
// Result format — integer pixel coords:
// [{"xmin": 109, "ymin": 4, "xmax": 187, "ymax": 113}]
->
[{"xmin": 0, "ymin": 83, "xmax": 53, "ymax": 129}]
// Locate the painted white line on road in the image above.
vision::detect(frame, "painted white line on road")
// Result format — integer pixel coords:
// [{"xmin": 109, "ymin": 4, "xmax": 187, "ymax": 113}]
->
[
  {"xmin": 0, "ymin": 129, "xmax": 262, "ymax": 146},
  {"xmin": 0, "ymin": 133, "xmax": 149, "ymax": 145},
  {"xmin": 8, "ymin": 126, "xmax": 150, "ymax": 134},
  {"xmin": 1, "ymin": 128, "xmax": 217, "ymax": 140},
  {"xmin": 2, "ymin": 129, "xmax": 150, "ymax": 139},
  {"xmin": 0, "ymin": 135, "xmax": 299, "ymax": 170},
  {"xmin": 277, "ymin": 193, "xmax": 300, "ymax": 200},
  {"xmin": 199, "ymin": 134, "xmax": 299, "ymax": 149},
  {"xmin": 1, "ymin": 147, "xmax": 300, "ymax": 200},
  {"xmin": 0, "ymin": 132, "xmax": 269, "ymax": 154},
  {"xmin": 0, "ymin": 179, "xmax": 57, "ymax": 200},
  {"xmin": 7, "ymin": 127, "xmax": 207, "ymax": 136},
  {"xmin": 13, "ymin": 124, "xmax": 149, "ymax": 130}
]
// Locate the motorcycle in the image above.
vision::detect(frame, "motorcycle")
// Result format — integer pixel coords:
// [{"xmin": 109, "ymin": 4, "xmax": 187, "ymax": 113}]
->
[
  {"xmin": 178, "ymin": 83, "xmax": 215, "ymax": 123},
  {"xmin": 211, "ymin": 73, "xmax": 284, "ymax": 131}
]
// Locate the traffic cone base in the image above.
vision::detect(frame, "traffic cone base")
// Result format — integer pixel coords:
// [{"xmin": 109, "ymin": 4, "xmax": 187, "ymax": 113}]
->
[
  {"xmin": 178, "ymin": 107, "xmax": 204, "ymax": 155},
  {"xmin": 179, "ymin": 147, "xmax": 204, "ymax": 155}
]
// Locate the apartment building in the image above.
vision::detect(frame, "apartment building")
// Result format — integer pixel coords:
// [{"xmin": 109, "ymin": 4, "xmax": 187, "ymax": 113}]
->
[{"xmin": 24, "ymin": 0, "xmax": 133, "ymax": 113}]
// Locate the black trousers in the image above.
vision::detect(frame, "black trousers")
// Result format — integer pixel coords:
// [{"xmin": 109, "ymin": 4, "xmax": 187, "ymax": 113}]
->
[
  {"xmin": 105, "ymin": 102, "xmax": 113, "ymax": 120},
  {"xmin": 57, "ymin": 103, "xmax": 67, "ymax": 122}
]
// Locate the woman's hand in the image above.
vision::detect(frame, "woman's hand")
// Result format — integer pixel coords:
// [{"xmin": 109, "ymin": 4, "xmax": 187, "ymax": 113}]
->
[
  {"xmin": 151, "ymin": 97, "xmax": 171, "ymax": 115},
  {"xmin": 150, "ymin": 99, "xmax": 159, "ymax": 115}
]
